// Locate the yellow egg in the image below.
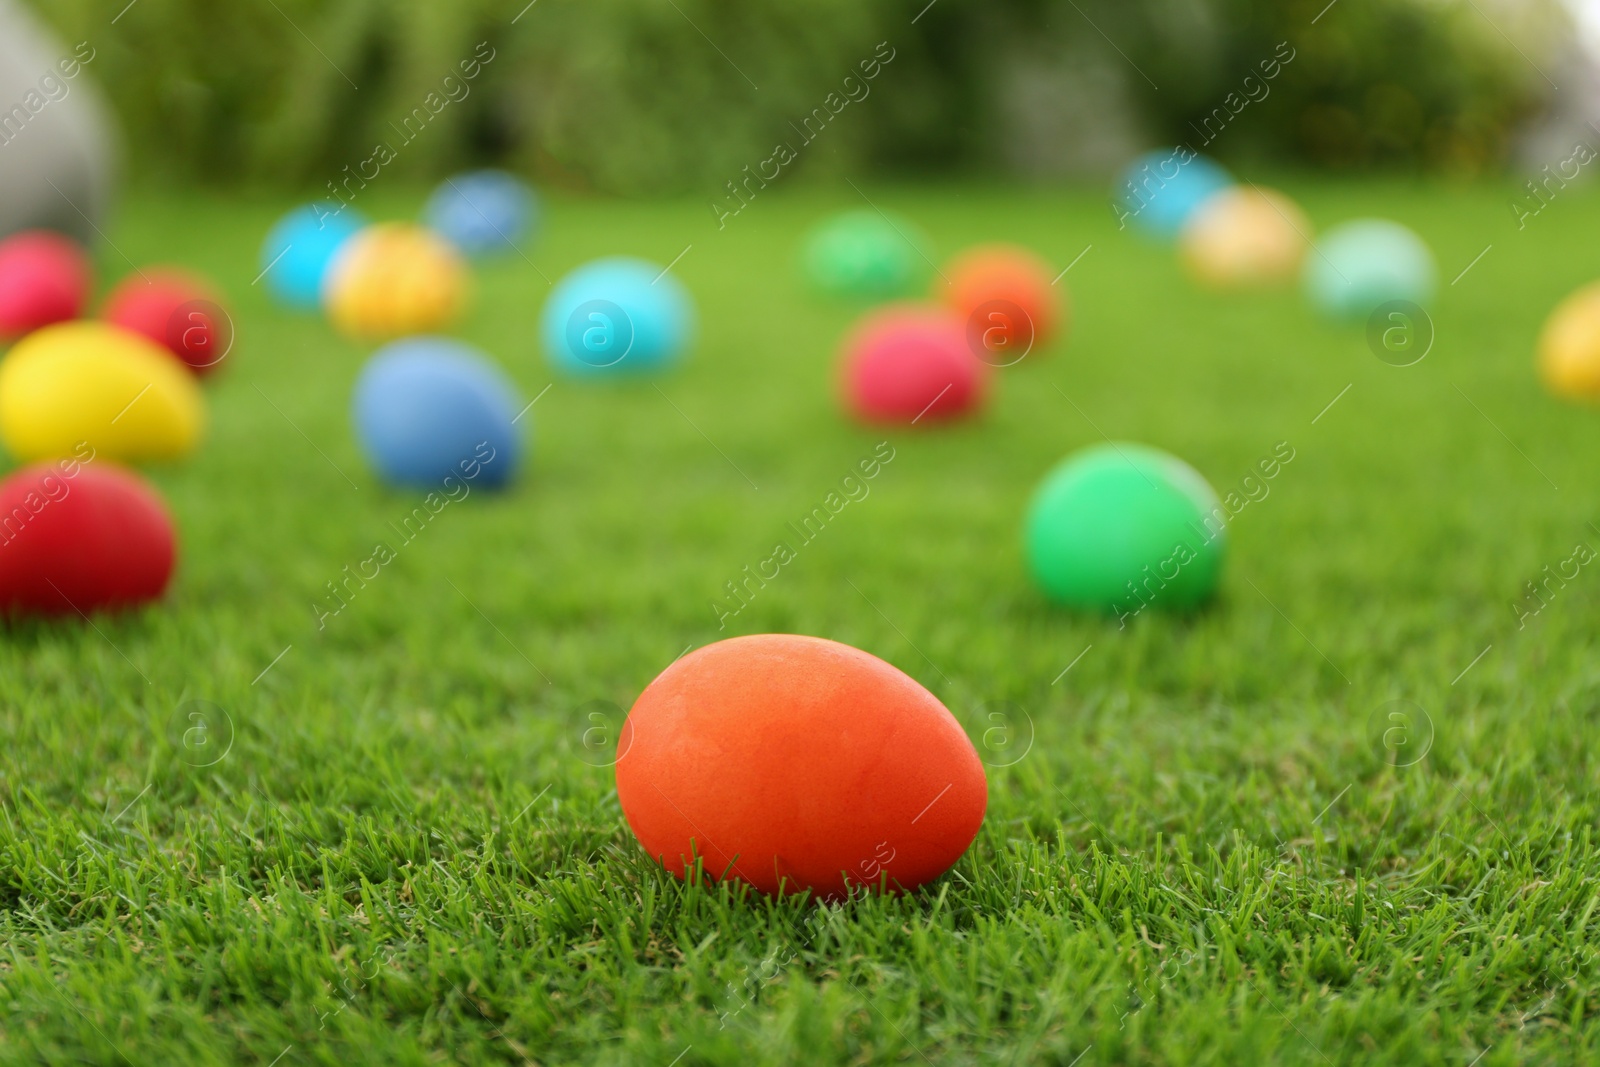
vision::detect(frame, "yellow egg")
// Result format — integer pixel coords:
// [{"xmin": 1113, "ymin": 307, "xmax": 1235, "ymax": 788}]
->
[
  {"xmin": 1179, "ymin": 187, "xmax": 1310, "ymax": 288},
  {"xmin": 1538, "ymin": 281, "xmax": 1600, "ymax": 400},
  {"xmin": 323, "ymin": 223, "xmax": 469, "ymax": 340},
  {"xmin": 0, "ymin": 322, "xmax": 204, "ymax": 463}
]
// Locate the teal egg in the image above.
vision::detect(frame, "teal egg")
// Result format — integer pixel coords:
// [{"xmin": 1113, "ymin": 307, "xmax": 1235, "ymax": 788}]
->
[
  {"xmin": 541, "ymin": 257, "xmax": 694, "ymax": 376},
  {"xmin": 1303, "ymin": 219, "xmax": 1434, "ymax": 320},
  {"xmin": 260, "ymin": 203, "xmax": 367, "ymax": 309}
]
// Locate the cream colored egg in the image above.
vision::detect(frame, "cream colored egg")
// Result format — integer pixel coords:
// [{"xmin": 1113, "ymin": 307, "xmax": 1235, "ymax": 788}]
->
[{"xmin": 1179, "ymin": 187, "xmax": 1310, "ymax": 288}]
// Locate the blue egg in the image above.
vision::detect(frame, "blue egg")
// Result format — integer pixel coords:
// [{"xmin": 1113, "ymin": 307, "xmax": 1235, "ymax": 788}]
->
[
  {"xmin": 1114, "ymin": 150, "xmax": 1233, "ymax": 239},
  {"xmin": 425, "ymin": 170, "xmax": 538, "ymax": 257},
  {"xmin": 352, "ymin": 338, "xmax": 524, "ymax": 490},
  {"xmin": 540, "ymin": 256, "xmax": 694, "ymax": 376},
  {"xmin": 1303, "ymin": 219, "xmax": 1435, "ymax": 320},
  {"xmin": 260, "ymin": 203, "xmax": 368, "ymax": 309}
]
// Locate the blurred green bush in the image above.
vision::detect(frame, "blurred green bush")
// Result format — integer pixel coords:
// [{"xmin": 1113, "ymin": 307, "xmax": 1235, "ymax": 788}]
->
[{"xmin": 23, "ymin": 0, "xmax": 1564, "ymax": 193}]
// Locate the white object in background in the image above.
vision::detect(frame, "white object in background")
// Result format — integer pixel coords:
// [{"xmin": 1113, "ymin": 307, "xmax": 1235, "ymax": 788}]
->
[{"xmin": 0, "ymin": 0, "xmax": 117, "ymax": 243}]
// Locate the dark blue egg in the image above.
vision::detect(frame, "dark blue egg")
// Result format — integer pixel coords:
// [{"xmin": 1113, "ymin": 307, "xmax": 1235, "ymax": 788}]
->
[
  {"xmin": 352, "ymin": 338, "xmax": 524, "ymax": 490},
  {"xmin": 261, "ymin": 203, "xmax": 368, "ymax": 309},
  {"xmin": 425, "ymin": 171, "xmax": 537, "ymax": 257}
]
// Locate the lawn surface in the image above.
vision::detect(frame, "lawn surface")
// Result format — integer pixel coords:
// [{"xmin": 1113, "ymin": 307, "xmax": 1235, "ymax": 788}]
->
[{"xmin": 2, "ymin": 178, "xmax": 1598, "ymax": 1065}]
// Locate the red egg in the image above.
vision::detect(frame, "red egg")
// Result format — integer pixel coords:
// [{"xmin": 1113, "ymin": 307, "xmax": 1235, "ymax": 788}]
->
[
  {"xmin": 101, "ymin": 268, "xmax": 232, "ymax": 375},
  {"xmin": 940, "ymin": 243, "xmax": 1065, "ymax": 360},
  {"xmin": 839, "ymin": 304, "xmax": 988, "ymax": 424},
  {"xmin": 615, "ymin": 634, "xmax": 987, "ymax": 898},
  {"xmin": 0, "ymin": 461, "xmax": 176, "ymax": 616},
  {"xmin": 0, "ymin": 230, "xmax": 91, "ymax": 339}
]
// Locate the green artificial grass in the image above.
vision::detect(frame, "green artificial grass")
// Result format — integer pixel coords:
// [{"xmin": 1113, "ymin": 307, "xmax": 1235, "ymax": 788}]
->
[{"xmin": 2, "ymin": 177, "xmax": 1599, "ymax": 1065}]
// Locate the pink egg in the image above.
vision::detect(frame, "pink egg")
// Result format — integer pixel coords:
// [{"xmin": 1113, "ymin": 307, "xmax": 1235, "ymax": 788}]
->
[
  {"xmin": 0, "ymin": 231, "xmax": 91, "ymax": 339},
  {"xmin": 839, "ymin": 304, "xmax": 988, "ymax": 424}
]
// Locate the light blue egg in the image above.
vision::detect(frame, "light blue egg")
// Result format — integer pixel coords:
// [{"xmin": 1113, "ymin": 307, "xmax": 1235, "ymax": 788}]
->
[
  {"xmin": 1303, "ymin": 219, "xmax": 1435, "ymax": 320},
  {"xmin": 1114, "ymin": 150, "xmax": 1233, "ymax": 239},
  {"xmin": 425, "ymin": 170, "xmax": 538, "ymax": 257},
  {"xmin": 260, "ymin": 203, "xmax": 367, "ymax": 309},
  {"xmin": 540, "ymin": 256, "xmax": 694, "ymax": 376},
  {"xmin": 352, "ymin": 338, "xmax": 524, "ymax": 490}
]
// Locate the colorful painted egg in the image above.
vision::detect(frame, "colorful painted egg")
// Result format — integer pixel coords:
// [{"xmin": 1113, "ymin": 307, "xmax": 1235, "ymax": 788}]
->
[
  {"xmin": 840, "ymin": 304, "xmax": 988, "ymax": 424},
  {"xmin": 1303, "ymin": 218, "xmax": 1434, "ymax": 320},
  {"xmin": 352, "ymin": 337, "xmax": 523, "ymax": 489},
  {"xmin": 1178, "ymin": 186, "xmax": 1310, "ymax": 288},
  {"xmin": 802, "ymin": 209, "xmax": 932, "ymax": 300},
  {"xmin": 424, "ymin": 170, "xmax": 538, "ymax": 257},
  {"xmin": 0, "ymin": 462, "xmax": 175, "ymax": 616},
  {"xmin": 1538, "ymin": 280, "xmax": 1600, "ymax": 401},
  {"xmin": 540, "ymin": 256, "xmax": 694, "ymax": 376},
  {"xmin": 940, "ymin": 243, "xmax": 1064, "ymax": 360},
  {"xmin": 0, "ymin": 230, "xmax": 91, "ymax": 338},
  {"xmin": 101, "ymin": 268, "xmax": 233, "ymax": 375},
  {"xmin": 0, "ymin": 322, "xmax": 204, "ymax": 463},
  {"xmin": 1025, "ymin": 442, "xmax": 1226, "ymax": 617},
  {"xmin": 615, "ymin": 634, "xmax": 987, "ymax": 898},
  {"xmin": 259, "ymin": 203, "xmax": 367, "ymax": 310},
  {"xmin": 323, "ymin": 223, "xmax": 469, "ymax": 340},
  {"xmin": 1114, "ymin": 150, "xmax": 1233, "ymax": 239}
]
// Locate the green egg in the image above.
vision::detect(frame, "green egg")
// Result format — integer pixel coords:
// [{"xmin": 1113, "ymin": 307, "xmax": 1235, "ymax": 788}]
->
[
  {"xmin": 1024, "ymin": 442, "xmax": 1226, "ymax": 616},
  {"xmin": 800, "ymin": 209, "xmax": 931, "ymax": 299}
]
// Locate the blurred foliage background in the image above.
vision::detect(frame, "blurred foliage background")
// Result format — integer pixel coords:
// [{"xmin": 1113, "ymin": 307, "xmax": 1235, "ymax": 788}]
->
[{"xmin": 24, "ymin": 0, "xmax": 1570, "ymax": 194}]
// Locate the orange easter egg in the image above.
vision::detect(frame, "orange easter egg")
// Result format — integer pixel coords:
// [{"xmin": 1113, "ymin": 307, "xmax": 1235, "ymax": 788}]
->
[
  {"xmin": 940, "ymin": 243, "xmax": 1064, "ymax": 360},
  {"xmin": 615, "ymin": 634, "xmax": 987, "ymax": 899}
]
